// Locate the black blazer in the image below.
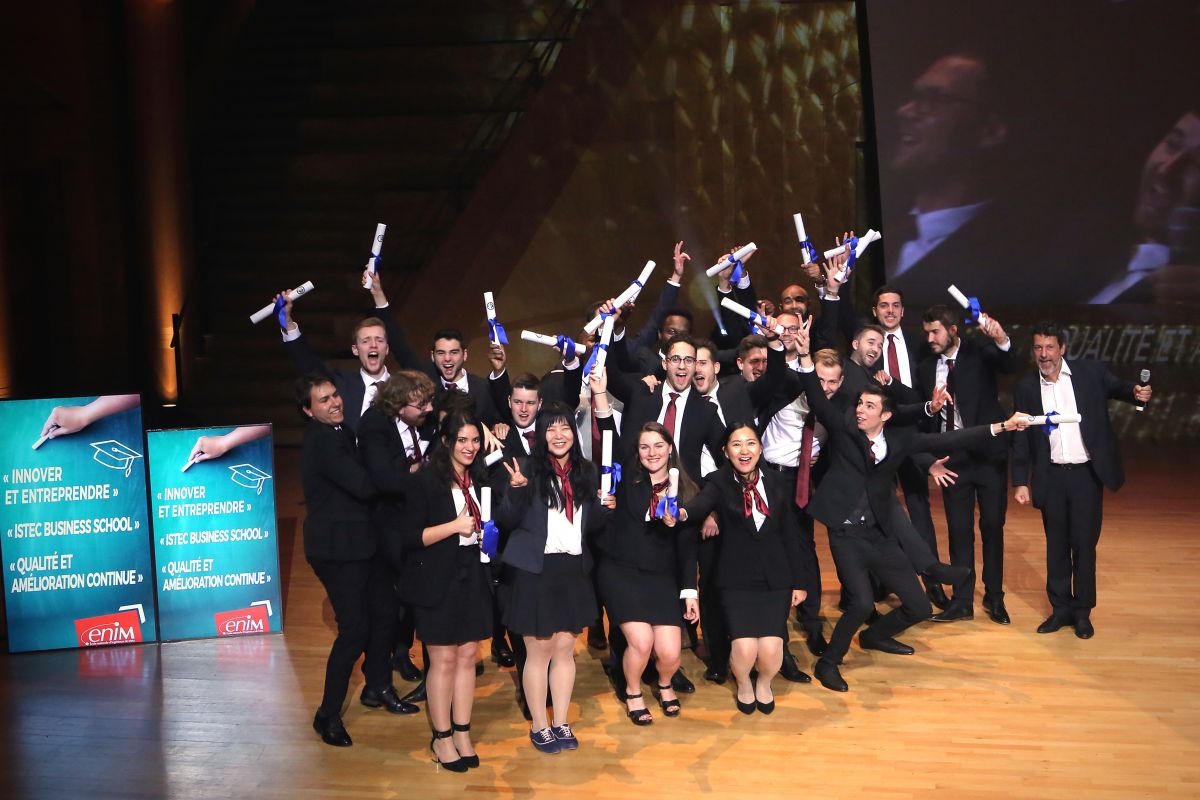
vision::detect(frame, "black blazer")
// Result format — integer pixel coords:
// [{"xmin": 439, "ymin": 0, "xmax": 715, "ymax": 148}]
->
[
  {"xmin": 357, "ymin": 405, "xmax": 426, "ymax": 568},
  {"xmin": 598, "ymin": 478, "xmax": 699, "ymax": 591},
  {"xmin": 396, "ymin": 469, "xmax": 492, "ymax": 608},
  {"xmin": 423, "ymin": 366, "xmax": 500, "ymax": 426},
  {"xmin": 1010, "ymin": 359, "xmax": 1137, "ymax": 508},
  {"xmin": 680, "ymin": 465, "xmax": 810, "ymax": 592},
  {"xmin": 489, "ymin": 361, "xmax": 585, "ymax": 427},
  {"xmin": 801, "ymin": 369, "xmax": 992, "ymax": 534},
  {"xmin": 300, "ymin": 420, "xmax": 377, "ymax": 563},
  {"xmin": 913, "ymin": 333, "xmax": 1015, "ymax": 463},
  {"xmin": 494, "ymin": 459, "xmax": 612, "ymax": 574}
]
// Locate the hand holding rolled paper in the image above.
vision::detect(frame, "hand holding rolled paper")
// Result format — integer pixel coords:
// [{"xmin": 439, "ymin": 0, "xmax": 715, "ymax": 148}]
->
[
  {"xmin": 364, "ymin": 223, "xmax": 386, "ymax": 291},
  {"xmin": 704, "ymin": 242, "xmax": 757, "ymax": 278},
  {"xmin": 487, "ymin": 340, "xmax": 507, "ymax": 375},
  {"xmin": 655, "ymin": 467, "xmax": 680, "ymax": 519},
  {"xmin": 484, "ymin": 448, "xmax": 506, "ymax": 467},
  {"xmin": 584, "ymin": 261, "xmax": 656, "ymax": 334},
  {"xmin": 252, "ymin": 282, "xmax": 314, "ymax": 325},
  {"xmin": 484, "ymin": 291, "xmax": 508, "ymax": 345},
  {"xmin": 600, "ymin": 430, "xmax": 614, "ymax": 496},
  {"xmin": 584, "ymin": 315, "xmax": 616, "ymax": 378},
  {"xmin": 947, "ymin": 284, "xmax": 989, "ymax": 327},
  {"xmin": 1019, "ymin": 412, "xmax": 1082, "ymax": 432},
  {"xmin": 520, "ymin": 330, "xmax": 588, "ymax": 355},
  {"xmin": 719, "ymin": 297, "xmax": 784, "ymax": 335},
  {"xmin": 793, "ymin": 213, "xmax": 820, "ymax": 265}
]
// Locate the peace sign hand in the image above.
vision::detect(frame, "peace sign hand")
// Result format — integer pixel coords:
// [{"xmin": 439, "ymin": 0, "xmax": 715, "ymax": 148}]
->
[{"xmin": 503, "ymin": 458, "xmax": 528, "ymax": 488}]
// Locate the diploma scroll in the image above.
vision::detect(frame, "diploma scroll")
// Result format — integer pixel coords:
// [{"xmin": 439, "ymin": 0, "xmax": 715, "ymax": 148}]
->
[
  {"xmin": 947, "ymin": 284, "xmax": 990, "ymax": 326},
  {"xmin": 250, "ymin": 281, "xmax": 315, "ymax": 324},
  {"xmin": 1020, "ymin": 413, "xmax": 1082, "ymax": 426},
  {"xmin": 704, "ymin": 242, "xmax": 758, "ymax": 277},
  {"xmin": 719, "ymin": 297, "xmax": 784, "ymax": 335},
  {"xmin": 600, "ymin": 431, "xmax": 613, "ymax": 496},
  {"xmin": 364, "ymin": 223, "xmax": 386, "ymax": 290},
  {"xmin": 520, "ymin": 330, "xmax": 587, "ymax": 355},
  {"xmin": 583, "ymin": 261, "xmax": 656, "ymax": 334}
]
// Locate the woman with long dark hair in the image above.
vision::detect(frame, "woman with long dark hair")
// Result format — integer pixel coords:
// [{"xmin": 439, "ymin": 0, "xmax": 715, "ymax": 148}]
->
[
  {"xmin": 664, "ymin": 422, "xmax": 808, "ymax": 715},
  {"xmin": 398, "ymin": 411, "xmax": 494, "ymax": 772},
  {"xmin": 495, "ymin": 400, "xmax": 614, "ymax": 754}
]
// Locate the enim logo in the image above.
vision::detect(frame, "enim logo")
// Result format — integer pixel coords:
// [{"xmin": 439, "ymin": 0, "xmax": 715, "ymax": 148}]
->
[
  {"xmin": 214, "ymin": 605, "xmax": 269, "ymax": 637},
  {"xmin": 73, "ymin": 610, "xmax": 143, "ymax": 648}
]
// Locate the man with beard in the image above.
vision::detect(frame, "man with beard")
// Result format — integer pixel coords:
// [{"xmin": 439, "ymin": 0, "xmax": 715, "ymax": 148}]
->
[{"xmin": 427, "ymin": 328, "xmax": 500, "ymax": 426}]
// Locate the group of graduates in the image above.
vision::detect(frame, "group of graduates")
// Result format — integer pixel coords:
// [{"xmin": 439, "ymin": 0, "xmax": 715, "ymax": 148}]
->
[{"xmin": 283, "ymin": 238, "xmax": 1150, "ymax": 771}]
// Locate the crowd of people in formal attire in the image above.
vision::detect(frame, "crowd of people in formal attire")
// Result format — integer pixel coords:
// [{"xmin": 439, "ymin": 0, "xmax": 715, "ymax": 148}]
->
[{"xmin": 282, "ymin": 239, "xmax": 1151, "ymax": 770}]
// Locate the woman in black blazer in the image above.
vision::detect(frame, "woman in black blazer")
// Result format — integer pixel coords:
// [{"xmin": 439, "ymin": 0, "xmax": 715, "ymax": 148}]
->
[
  {"xmin": 666, "ymin": 422, "xmax": 807, "ymax": 715},
  {"xmin": 399, "ymin": 411, "xmax": 494, "ymax": 773},
  {"xmin": 495, "ymin": 401, "xmax": 614, "ymax": 755}
]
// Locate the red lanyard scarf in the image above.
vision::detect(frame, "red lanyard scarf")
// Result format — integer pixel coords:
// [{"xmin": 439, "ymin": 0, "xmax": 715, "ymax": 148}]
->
[
  {"xmin": 551, "ymin": 458, "xmax": 575, "ymax": 522},
  {"xmin": 452, "ymin": 469, "xmax": 481, "ymax": 532},
  {"xmin": 648, "ymin": 478, "xmax": 670, "ymax": 519},
  {"xmin": 740, "ymin": 471, "xmax": 769, "ymax": 519}
]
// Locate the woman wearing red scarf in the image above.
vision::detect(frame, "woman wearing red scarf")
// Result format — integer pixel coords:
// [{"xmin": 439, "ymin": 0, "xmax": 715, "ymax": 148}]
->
[
  {"xmin": 398, "ymin": 411, "xmax": 495, "ymax": 772},
  {"xmin": 495, "ymin": 400, "xmax": 614, "ymax": 754},
  {"xmin": 665, "ymin": 423, "xmax": 809, "ymax": 715}
]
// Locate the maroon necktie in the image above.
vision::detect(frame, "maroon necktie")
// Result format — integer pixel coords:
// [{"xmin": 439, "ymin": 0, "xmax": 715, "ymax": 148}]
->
[
  {"xmin": 552, "ymin": 458, "xmax": 575, "ymax": 522},
  {"xmin": 740, "ymin": 472, "xmax": 770, "ymax": 518},
  {"xmin": 523, "ymin": 430, "xmax": 536, "ymax": 453},
  {"xmin": 662, "ymin": 392, "xmax": 680, "ymax": 440},
  {"xmin": 886, "ymin": 334, "xmax": 901, "ymax": 383},
  {"xmin": 794, "ymin": 413, "xmax": 815, "ymax": 508},
  {"xmin": 648, "ymin": 478, "xmax": 670, "ymax": 519},
  {"xmin": 408, "ymin": 426, "xmax": 423, "ymax": 466},
  {"xmin": 452, "ymin": 470, "xmax": 481, "ymax": 532}
]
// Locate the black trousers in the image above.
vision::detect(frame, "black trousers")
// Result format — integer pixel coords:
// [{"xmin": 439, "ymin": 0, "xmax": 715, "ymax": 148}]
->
[
  {"xmin": 698, "ymin": 536, "xmax": 730, "ymax": 669},
  {"xmin": 941, "ymin": 457, "xmax": 1007, "ymax": 605},
  {"xmin": 309, "ymin": 555, "xmax": 397, "ymax": 716},
  {"xmin": 763, "ymin": 463, "xmax": 823, "ymax": 635},
  {"xmin": 821, "ymin": 525, "xmax": 932, "ymax": 667},
  {"xmin": 1040, "ymin": 464, "xmax": 1104, "ymax": 614},
  {"xmin": 898, "ymin": 456, "xmax": 939, "ymax": 560}
]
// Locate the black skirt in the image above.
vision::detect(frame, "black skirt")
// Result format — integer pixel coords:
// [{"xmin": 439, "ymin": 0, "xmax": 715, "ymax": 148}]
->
[
  {"xmin": 598, "ymin": 558, "xmax": 683, "ymax": 627},
  {"xmin": 502, "ymin": 554, "xmax": 597, "ymax": 638},
  {"xmin": 413, "ymin": 545, "xmax": 493, "ymax": 646},
  {"xmin": 721, "ymin": 587, "xmax": 790, "ymax": 640}
]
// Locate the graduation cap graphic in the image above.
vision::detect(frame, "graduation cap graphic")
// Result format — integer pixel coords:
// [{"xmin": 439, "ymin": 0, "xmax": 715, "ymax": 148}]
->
[
  {"xmin": 89, "ymin": 440, "xmax": 143, "ymax": 477},
  {"xmin": 229, "ymin": 463, "xmax": 271, "ymax": 495}
]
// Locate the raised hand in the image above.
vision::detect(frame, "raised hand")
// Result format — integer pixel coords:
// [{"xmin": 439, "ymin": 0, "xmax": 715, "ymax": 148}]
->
[
  {"xmin": 503, "ymin": 458, "xmax": 528, "ymax": 488},
  {"xmin": 929, "ymin": 456, "xmax": 958, "ymax": 488},
  {"xmin": 929, "ymin": 384, "xmax": 951, "ymax": 414},
  {"xmin": 672, "ymin": 240, "xmax": 690, "ymax": 280}
]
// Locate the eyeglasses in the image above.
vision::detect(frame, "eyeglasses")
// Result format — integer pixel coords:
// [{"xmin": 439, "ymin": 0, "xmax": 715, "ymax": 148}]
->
[
  {"xmin": 404, "ymin": 400, "xmax": 433, "ymax": 410},
  {"xmin": 665, "ymin": 355, "xmax": 696, "ymax": 366},
  {"xmin": 781, "ymin": 325, "xmax": 801, "ymax": 334}
]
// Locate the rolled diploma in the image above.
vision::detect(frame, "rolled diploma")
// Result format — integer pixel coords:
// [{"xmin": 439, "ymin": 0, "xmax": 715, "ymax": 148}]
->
[
  {"xmin": 720, "ymin": 296, "xmax": 784, "ymax": 335},
  {"xmin": 704, "ymin": 242, "xmax": 758, "ymax": 277},
  {"xmin": 584, "ymin": 261, "xmax": 656, "ymax": 334},
  {"xmin": 520, "ymin": 330, "xmax": 587, "ymax": 354},
  {"xmin": 592, "ymin": 315, "xmax": 616, "ymax": 373},
  {"xmin": 484, "ymin": 291, "xmax": 497, "ymax": 322},
  {"xmin": 364, "ymin": 223, "xmax": 386, "ymax": 290},
  {"xmin": 250, "ymin": 281, "xmax": 315, "ymax": 324},
  {"xmin": 794, "ymin": 213, "xmax": 815, "ymax": 264},
  {"xmin": 484, "ymin": 449, "xmax": 505, "ymax": 467},
  {"xmin": 823, "ymin": 243, "xmax": 849, "ymax": 260},
  {"xmin": 830, "ymin": 230, "xmax": 883, "ymax": 282},
  {"xmin": 1021, "ymin": 413, "xmax": 1082, "ymax": 426},
  {"xmin": 947, "ymin": 284, "xmax": 990, "ymax": 325},
  {"xmin": 480, "ymin": 486, "xmax": 491, "ymax": 521},
  {"xmin": 667, "ymin": 467, "xmax": 679, "ymax": 499},
  {"xmin": 600, "ymin": 430, "xmax": 613, "ymax": 495}
]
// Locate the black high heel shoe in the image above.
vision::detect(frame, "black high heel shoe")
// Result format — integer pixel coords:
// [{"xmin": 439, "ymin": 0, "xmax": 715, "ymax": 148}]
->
[
  {"xmin": 620, "ymin": 691, "xmax": 653, "ymax": 726},
  {"xmin": 451, "ymin": 722, "xmax": 479, "ymax": 769},
  {"xmin": 655, "ymin": 683, "xmax": 682, "ymax": 717},
  {"xmin": 429, "ymin": 729, "xmax": 468, "ymax": 773},
  {"xmin": 735, "ymin": 696, "xmax": 757, "ymax": 715}
]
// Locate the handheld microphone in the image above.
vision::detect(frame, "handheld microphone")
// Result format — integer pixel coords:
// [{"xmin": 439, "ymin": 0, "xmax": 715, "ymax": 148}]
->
[{"xmin": 1135, "ymin": 368, "xmax": 1150, "ymax": 412}]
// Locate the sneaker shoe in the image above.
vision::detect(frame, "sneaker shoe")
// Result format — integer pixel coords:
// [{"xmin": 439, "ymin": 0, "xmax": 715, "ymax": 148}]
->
[
  {"xmin": 550, "ymin": 723, "xmax": 579, "ymax": 751},
  {"xmin": 530, "ymin": 726, "xmax": 561, "ymax": 754}
]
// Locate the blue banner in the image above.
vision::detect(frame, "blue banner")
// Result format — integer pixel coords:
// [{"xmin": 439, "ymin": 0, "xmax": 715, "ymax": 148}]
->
[
  {"xmin": 0, "ymin": 394, "xmax": 157, "ymax": 653},
  {"xmin": 146, "ymin": 424, "xmax": 283, "ymax": 641}
]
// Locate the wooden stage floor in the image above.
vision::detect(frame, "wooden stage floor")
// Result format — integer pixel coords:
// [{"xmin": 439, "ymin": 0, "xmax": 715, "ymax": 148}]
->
[{"xmin": 2, "ymin": 445, "xmax": 1198, "ymax": 799}]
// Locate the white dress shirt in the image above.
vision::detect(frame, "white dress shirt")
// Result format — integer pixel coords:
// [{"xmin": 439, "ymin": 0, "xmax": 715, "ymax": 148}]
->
[
  {"xmin": 361, "ymin": 368, "xmax": 389, "ymax": 416},
  {"xmin": 544, "ymin": 500, "xmax": 584, "ymax": 555},
  {"xmin": 1040, "ymin": 361, "xmax": 1089, "ymax": 464},
  {"xmin": 883, "ymin": 329, "xmax": 914, "ymax": 388},
  {"xmin": 657, "ymin": 384, "xmax": 692, "ymax": 445},
  {"xmin": 761, "ymin": 393, "xmax": 825, "ymax": 468}
]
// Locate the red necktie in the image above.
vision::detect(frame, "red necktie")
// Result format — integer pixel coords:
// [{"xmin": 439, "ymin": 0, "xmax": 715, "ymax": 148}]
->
[
  {"xmin": 523, "ymin": 430, "xmax": 536, "ymax": 453},
  {"xmin": 408, "ymin": 426, "xmax": 423, "ymax": 466},
  {"xmin": 886, "ymin": 334, "xmax": 901, "ymax": 383},
  {"xmin": 794, "ymin": 413, "xmax": 815, "ymax": 508},
  {"xmin": 740, "ymin": 472, "xmax": 770, "ymax": 518},
  {"xmin": 944, "ymin": 358, "xmax": 957, "ymax": 432},
  {"xmin": 452, "ymin": 470, "xmax": 481, "ymax": 532},
  {"xmin": 662, "ymin": 392, "xmax": 680, "ymax": 440},
  {"xmin": 648, "ymin": 478, "xmax": 670, "ymax": 519},
  {"xmin": 552, "ymin": 458, "xmax": 575, "ymax": 522}
]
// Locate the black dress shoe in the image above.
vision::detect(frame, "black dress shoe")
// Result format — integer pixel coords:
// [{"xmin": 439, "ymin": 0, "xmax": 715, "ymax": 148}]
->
[
  {"xmin": 491, "ymin": 638, "xmax": 516, "ymax": 667},
  {"xmin": 313, "ymin": 711, "xmax": 353, "ymax": 747},
  {"xmin": 930, "ymin": 604, "xmax": 974, "ymax": 623},
  {"xmin": 804, "ymin": 627, "xmax": 828, "ymax": 656},
  {"xmin": 401, "ymin": 680, "xmax": 427, "ymax": 704},
  {"xmin": 865, "ymin": 609, "xmax": 882, "ymax": 625},
  {"xmin": 475, "ymin": 660, "xmax": 484, "ymax": 677},
  {"xmin": 1037, "ymin": 613, "xmax": 1073, "ymax": 634},
  {"xmin": 926, "ymin": 561, "xmax": 970, "ymax": 587},
  {"xmin": 982, "ymin": 597, "xmax": 1011, "ymax": 625},
  {"xmin": 668, "ymin": 667, "xmax": 694, "ymax": 693},
  {"xmin": 735, "ymin": 696, "xmax": 756, "ymax": 714},
  {"xmin": 704, "ymin": 665, "xmax": 728, "ymax": 684},
  {"xmin": 361, "ymin": 685, "xmax": 420, "ymax": 715},
  {"xmin": 860, "ymin": 635, "xmax": 915, "ymax": 655},
  {"xmin": 587, "ymin": 624, "xmax": 608, "ymax": 650},
  {"xmin": 814, "ymin": 661, "xmax": 848, "ymax": 692},
  {"xmin": 1074, "ymin": 615, "xmax": 1094, "ymax": 639},
  {"xmin": 756, "ymin": 699, "xmax": 776, "ymax": 715},
  {"xmin": 779, "ymin": 650, "xmax": 812, "ymax": 683},
  {"xmin": 393, "ymin": 652, "xmax": 422, "ymax": 683},
  {"xmin": 926, "ymin": 582, "xmax": 951, "ymax": 610}
]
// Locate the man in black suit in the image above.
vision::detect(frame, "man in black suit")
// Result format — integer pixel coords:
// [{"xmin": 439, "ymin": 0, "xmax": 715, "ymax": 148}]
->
[
  {"xmin": 298, "ymin": 374, "xmax": 414, "ymax": 747},
  {"xmin": 426, "ymin": 328, "xmax": 500, "ymax": 426},
  {"xmin": 795, "ymin": 326, "xmax": 1028, "ymax": 692},
  {"xmin": 905, "ymin": 305, "xmax": 1017, "ymax": 625},
  {"xmin": 276, "ymin": 271, "xmax": 422, "ymax": 433},
  {"xmin": 1011, "ymin": 322, "xmax": 1151, "ymax": 639}
]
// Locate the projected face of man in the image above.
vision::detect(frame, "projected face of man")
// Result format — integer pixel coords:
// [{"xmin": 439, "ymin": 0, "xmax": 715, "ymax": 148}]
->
[
  {"xmin": 893, "ymin": 54, "xmax": 1006, "ymax": 201},
  {"xmin": 1134, "ymin": 111, "xmax": 1200, "ymax": 241}
]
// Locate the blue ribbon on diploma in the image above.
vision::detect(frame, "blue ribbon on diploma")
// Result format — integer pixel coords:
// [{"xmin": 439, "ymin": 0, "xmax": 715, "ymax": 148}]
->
[
  {"xmin": 655, "ymin": 495, "xmax": 679, "ymax": 519},
  {"xmin": 1042, "ymin": 410, "xmax": 1059, "ymax": 435},
  {"xmin": 481, "ymin": 519, "xmax": 500, "ymax": 559},
  {"xmin": 964, "ymin": 296, "xmax": 982, "ymax": 325},
  {"xmin": 722, "ymin": 256, "xmax": 745, "ymax": 284},
  {"xmin": 488, "ymin": 317, "xmax": 509, "ymax": 345},
  {"xmin": 584, "ymin": 342, "xmax": 608, "ymax": 375},
  {"xmin": 369, "ymin": 254, "xmax": 382, "ymax": 273},
  {"xmin": 272, "ymin": 296, "xmax": 288, "ymax": 330},
  {"xmin": 601, "ymin": 462, "xmax": 622, "ymax": 493},
  {"xmin": 749, "ymin": 310, "xmax": 771, "ymax": 332},
  {"xmin": 844, "ymin": 236, "xmax": 860, "ymax": 277},
  {"xmin": 554, "ymin": 335, "xmax": 577, "ymax": 362},
  {"xmin": 801, "ymin": 238, "xmax": 820, "ymax": 264}
]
